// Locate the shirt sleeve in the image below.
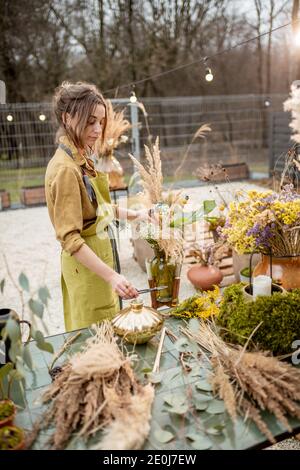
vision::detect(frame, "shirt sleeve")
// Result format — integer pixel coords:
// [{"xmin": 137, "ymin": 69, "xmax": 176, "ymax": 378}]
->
[{"xmin": 50, "ymin": 166, "xmax": 85, "ymax": 255}]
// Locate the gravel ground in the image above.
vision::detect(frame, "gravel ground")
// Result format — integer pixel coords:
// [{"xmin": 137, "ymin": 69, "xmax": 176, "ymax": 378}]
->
[{"xmin": 1, "ymin": 180, "xmax": 299, "ymax": 450}]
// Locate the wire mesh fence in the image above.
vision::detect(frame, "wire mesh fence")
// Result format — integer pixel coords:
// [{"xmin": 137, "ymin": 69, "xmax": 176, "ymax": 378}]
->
[{"xmin": 0, "ymin": 93, "xmax": 289, "ymax": 207}]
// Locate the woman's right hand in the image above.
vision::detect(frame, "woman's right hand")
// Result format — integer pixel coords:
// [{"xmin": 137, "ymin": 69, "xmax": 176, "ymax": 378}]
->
[{"xmin": 108, "ymin": 272, "xmax": 138, "ymax": 299}]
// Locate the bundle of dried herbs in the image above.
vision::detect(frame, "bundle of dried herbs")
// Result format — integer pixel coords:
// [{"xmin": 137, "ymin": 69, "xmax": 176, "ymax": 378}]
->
[
  {"xmin": 29, "ymin": 322, "xmax": 154, "ymax": 450},
  {"xmin": 182, "ymin": 320, "xmax": 300, "ymax": 443}
]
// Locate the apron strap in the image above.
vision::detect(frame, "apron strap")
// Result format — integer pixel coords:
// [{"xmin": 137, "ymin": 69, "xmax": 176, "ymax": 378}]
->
[{"xmin": 58, "ymin": 143, "xmax": 97, "ymax": 204}]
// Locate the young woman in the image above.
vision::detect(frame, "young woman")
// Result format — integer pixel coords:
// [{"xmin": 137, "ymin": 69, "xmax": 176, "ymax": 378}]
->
[{"xmin": 45, "ymin": 81, "xmax": 150, "ymax": 331}]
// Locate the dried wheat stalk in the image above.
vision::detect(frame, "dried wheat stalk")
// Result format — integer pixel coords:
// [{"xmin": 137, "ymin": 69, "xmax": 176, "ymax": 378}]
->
[
  {"xmin": 182, "ymin": 320, "xmax": 300, "ymax": 443},
  {"xmin": 29, "ymin": 322, "xmax": 154, "ymax": 450}
]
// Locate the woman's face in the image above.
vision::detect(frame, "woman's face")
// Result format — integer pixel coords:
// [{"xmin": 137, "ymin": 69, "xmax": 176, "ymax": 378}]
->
[
  {"xmin": 66, "ymin": 103, "xmax": 106, "ymax": 149},
  {"xmin": 82, "ymin": 104, "xmax": 106, "ymax": 149}
]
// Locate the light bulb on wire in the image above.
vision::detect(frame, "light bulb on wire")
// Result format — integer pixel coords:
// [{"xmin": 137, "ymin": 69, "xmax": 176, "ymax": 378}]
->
[
  {"xmin": 6, "ymin": 114, "xmax": 13, "ymax": 122},
  {"xmin": 294, "ymin": 30, "xmax": 300, "ymax": 47},
  {"xmin": 205, "ymin": 67, "xmax": 214, "ymax": 82},
  {"xmin": 130, "ymin": 91, "xmax": 137, "ymax": 103},
  {"xmin": 39, "ymin": 113, "xmax": 46, "ymax": 121}
]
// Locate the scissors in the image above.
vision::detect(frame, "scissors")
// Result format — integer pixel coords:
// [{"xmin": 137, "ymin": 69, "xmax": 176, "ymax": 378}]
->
[{"xmin": 137, "ymin": 286, "xmax": 168, "ymax": 294}]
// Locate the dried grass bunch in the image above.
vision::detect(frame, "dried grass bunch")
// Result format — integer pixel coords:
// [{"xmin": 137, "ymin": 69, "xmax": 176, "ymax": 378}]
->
[
  {"xmin": 30, "ymin": 322, "xmax": 154, "ymax": 450},
  {"xmin": 96, "ymin": 99, "xmax": 131, "ymax": 158},
  {"xmin": 182, "ymin": 320, "xmax": 300, "ymax": 443},
  {"xmin": 130, "ymin": 136, "xmax": 163, "ymax": 205},
  {"xmin": 188, "ymin": 241, "xmax": 229, "ymax": 267}
]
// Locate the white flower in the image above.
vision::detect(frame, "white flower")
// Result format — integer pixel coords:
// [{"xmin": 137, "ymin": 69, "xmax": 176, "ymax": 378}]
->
[
  {"xmin": 120, "ymin": 135, "xmax": 129, "ymax": 143},
  {"xmin": 107, "ymin": 138, "xmax": 114, "ymax": 146}
]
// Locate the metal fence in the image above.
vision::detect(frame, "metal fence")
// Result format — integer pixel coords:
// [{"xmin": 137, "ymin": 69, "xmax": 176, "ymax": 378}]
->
[{"xmin": 0, "ymin": 93, "xmax": 290, "ymax": 205}]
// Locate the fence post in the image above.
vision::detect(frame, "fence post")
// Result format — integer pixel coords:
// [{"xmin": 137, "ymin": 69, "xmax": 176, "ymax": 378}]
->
[
  {"xmin": 0, "ymin": 80, "xmax": 6, "ymax": 104},
  {"xmin": 130, "ymin": 103, "xmax": 140, "ymax": 161}
]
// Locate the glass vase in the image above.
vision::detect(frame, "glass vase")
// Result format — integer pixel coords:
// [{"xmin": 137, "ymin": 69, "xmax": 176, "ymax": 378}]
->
[
  {"xmin": 145, "ymin": 249, "xmax": 182, "ymax": 308},
  {"xmin": 253, "ymin": 254, "xmax": 300, "ymax": 290}
]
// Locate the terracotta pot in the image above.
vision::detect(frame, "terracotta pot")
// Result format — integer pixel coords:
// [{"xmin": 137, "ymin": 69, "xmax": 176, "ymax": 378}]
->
[
  {"xmin": 253, "ymin": 254, "xmax": 300, "ymax": 290},
  {"xmin": 187, "ymin": 264, "xmax": 223, "ymax": 290}
]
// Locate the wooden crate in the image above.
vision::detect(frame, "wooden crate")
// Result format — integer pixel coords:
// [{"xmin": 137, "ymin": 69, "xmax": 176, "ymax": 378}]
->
[
  {"xmin": 212, "ymin": 162, "xmax": 249, "ymax": 182},
  {"xmin": 20, "ymin": 186, "xmax": 46, "ymax": 206},
  {"xmin": 0, "ymin": 189, "xmax": 11, "ymax": 209}
]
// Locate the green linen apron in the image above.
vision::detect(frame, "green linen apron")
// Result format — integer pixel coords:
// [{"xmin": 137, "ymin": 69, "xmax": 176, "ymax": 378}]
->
[{"xmin": 61, "ymin": 171, "xmax": 120, "ymax": 331}]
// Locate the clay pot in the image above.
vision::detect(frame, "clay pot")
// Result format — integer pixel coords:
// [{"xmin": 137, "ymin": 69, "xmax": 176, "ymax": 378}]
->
[{"xmin": 187, "ymin": 264, "xmax": 223, "ymax": 290}]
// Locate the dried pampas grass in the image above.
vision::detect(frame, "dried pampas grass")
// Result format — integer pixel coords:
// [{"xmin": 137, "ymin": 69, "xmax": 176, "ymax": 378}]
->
[
  {"xmin": 182, "ymin": 320, "xmax": 300, "ymax": 444},
  {"xmin": 129, "ymin": 136, "xmax": 163, "ymax": 205},
  {"xmin": 29, "ymin": 322, "xmax": 154, "ymax": 450},
  {"xmin": 96, "ymin": 100, "xmax": 131, "ymax": 157},
  {"xmin": 94, "ymin": 384, "xmax": 154, "ymax": 450}
]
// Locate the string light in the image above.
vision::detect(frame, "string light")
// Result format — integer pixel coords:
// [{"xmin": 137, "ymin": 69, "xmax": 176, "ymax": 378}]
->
[
  {"xmin": 130, "ymin": 91, "xmax": 137, "ymax": 103},
  {"xmin": 205, "ymin": 67, "xmax": 214, "ymax": 82},
  {"xmin": 6, "ymin": 114, "xmax": 13, "ymax": 122},
  {"xmin": 39, "ymin": 113, "xmax": 46, "ymax": 121},
  {"xmin": 264, "ymin": 98, "xmax": 271, "ymax": 108},
  {"xmin": 294, "ymin": 30, "xmax": 300, "ymax": 46},
  {"xmin": 104, "ymin": 19, "xmax": 296, "ymax": 96}
]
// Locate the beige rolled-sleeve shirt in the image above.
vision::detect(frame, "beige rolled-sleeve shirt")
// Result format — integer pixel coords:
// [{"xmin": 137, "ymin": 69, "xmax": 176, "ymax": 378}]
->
[{"xmin": 45, "ymin": 136, "xmax": 112, "ymax": 255}]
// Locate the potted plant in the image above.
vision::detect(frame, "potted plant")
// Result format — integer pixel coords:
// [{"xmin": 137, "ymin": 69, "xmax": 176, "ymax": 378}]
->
[
  {"xmin": 186, "ymin": 242, "xmax": 228, "ymax": 290},
  {"xmin": 0, "ymin": 272, "xmax": 54, "ymax": 406},
  {"xmin": 220, "ymin": 184, "xmax": 300, "ymax": 290},
  {"xmin": 0, "ymin": 425, "xmax": 25, "ymax": 450},
  {"xmin": 0, "ymin": 397, "xmax": 16, "ymax": 427}
]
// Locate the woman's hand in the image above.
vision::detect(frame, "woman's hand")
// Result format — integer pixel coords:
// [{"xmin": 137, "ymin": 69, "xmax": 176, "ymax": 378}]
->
[
  {"xmin": 108, "ymin": 272, "xmax": 138, "ymax": 299},
  {"xmin": 135, "ymin": 208, "xmax": 158, "ymax": 224}
]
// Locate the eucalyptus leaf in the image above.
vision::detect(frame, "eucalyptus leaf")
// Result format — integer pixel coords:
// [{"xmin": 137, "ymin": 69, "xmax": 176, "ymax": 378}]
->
[
  {"xmin": 22, "ymin": 344, "xmax": 33, "ymax": 370},
  {"xmin": 186, "ymin": 432, "xmax": 213, "ymax": 450},
  {"xmin": 196, "ymin": 380, "xmax": 213, "ymax": 392},
  {"xmin": 163, "ymin": 393, "xmax": 187, "ymax": 408},
  {"xmin": 203, "ymin": 200, "xmax": 217, "ymax": 215},
  {"xmin": 29, "ymin": 299, "xmax": 44, "ymax": 318},
  {"xmin": 33, "ymin": 330, "xmax": 45, "ymax": 345},
  {"xmin": 167, "ymin": 403, "xmax": 189, "ymax": 415},
  {"xmin": 149, "ymin": 372, "xmax": 163, "ymax": 384},
  {"xmin": 18, "ymin": 272, "xmax": 30, "ymax": 292},
  {"xmin": 38, "ymin": 286, "xmax": 51, "ymax": 306},
  {"xmin": 191, "ymin": 437, "xmax": 213, "ymax": 450},
  {"xmin": 206, "ymin": 399, "xmax": 226, "ymax": 415},
  {"xmin": 37, "ymin": 341, "xmax": 54, "ymax": 354},
  {"xmin": 194, "ymin": 391, "xmax": 213, "ymax": 402},
  {"xmin": 154, "ymin": 429, "xmax": 174, "ymax": 444},
  {"xmin": 206, "ymin": 425, "xmax": 224, "ymax": 435},
  {"xmin": 6, "ymin": 318, "xmax": 21, "ymax": 342},
  {"xmin": 193, "ymin": 399, "xmax": 209, "ymax": 411},
  {"xmin": 0, "ymin": 362, "xmax": 13, "ymax": 380},
  {"xmin": 0, "ymin": 278, "xmax": 5, "ymax": 294},
  {"xmin": 15, "ymin": 359, "xmax": 26, "ymax": 378}
]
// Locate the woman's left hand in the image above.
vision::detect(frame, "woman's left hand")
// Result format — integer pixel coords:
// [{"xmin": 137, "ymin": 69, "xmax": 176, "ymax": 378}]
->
[{"xmin": 135, "ymin": 208, "xmax": 158, "ymax": 224}]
